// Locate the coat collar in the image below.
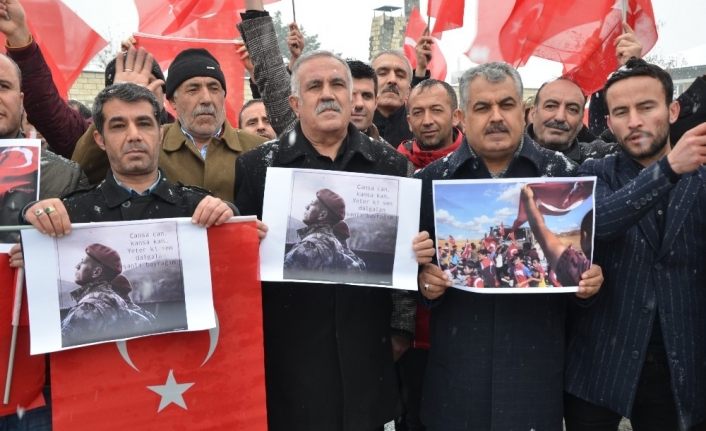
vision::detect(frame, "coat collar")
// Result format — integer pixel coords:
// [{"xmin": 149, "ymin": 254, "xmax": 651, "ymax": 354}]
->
[
  {"xmin": 276, "ymin": 122, "xmax": 377, "ymax": 166},
  {"xmin": 444, "ymin": 133, "xmax": 546, "ymax": 178},
  {"xmin": 526, "ymin": 123, "xmax": 582, "ymax": 162},
  {"xmin": 99, "ymin": 169, "xmax": 180, "ymax": 208},
  {"xmin": 162, "ymin": 120, "xmax": 244, "ymax": 153}
]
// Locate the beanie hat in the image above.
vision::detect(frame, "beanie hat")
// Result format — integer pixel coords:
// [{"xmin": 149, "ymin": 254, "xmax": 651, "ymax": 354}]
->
[
  {"xmin": 316, "ymin": 189, "xmax": 345, "ymax": 223},
  {"xmin": 166, "ymin": 48, "xmax": 226, "ymax": 99}
]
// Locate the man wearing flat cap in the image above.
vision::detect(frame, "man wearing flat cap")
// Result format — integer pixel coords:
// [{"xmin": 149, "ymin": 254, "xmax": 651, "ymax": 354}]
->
[
  {"xmin": 72, "ymin": 47, "xmax": 265, "ymax": 201},
  {"xmin": 284, "ymin": 188, "xmax": 347, "ymax": 278},
  {"xmin": 61, "ymin": 243, "xmax": 152, "ymax": 347}
]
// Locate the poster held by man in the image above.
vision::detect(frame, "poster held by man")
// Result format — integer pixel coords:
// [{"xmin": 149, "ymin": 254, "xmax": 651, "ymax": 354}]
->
[
  {"xmin": 22, "ymin": 218, "xmax": 216, "ymax": 353},
  {"xmin": 261, "ymin": 167, "xmax": 421, "ymax": 289}
]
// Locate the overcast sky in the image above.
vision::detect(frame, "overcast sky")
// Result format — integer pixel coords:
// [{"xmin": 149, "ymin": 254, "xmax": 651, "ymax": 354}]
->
[
  {"xmin": 88, "ymin": 0, "xmax": 706, "ymax": 88},
  {"xmin": 265, "ymin": 0, "xmax": 706, "ymax": 87}
]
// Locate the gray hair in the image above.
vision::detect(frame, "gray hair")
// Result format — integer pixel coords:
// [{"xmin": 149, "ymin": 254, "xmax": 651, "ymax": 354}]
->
[
  {"xmin": 371, "ymin": 49, "xmax": 413, "ymax": 81},
  {"xmin": 458, "ymin": 62, "xmax": 523, "ymax": 112},
  {"xmin": 290, "ymin": 50, "xmax": 353, "ymax": 99}
]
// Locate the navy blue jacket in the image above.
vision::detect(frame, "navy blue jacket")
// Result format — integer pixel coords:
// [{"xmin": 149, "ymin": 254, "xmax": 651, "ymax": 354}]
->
[
  {"xmin": 566, "ymin": 150, "xmax": 706, "ymax": 430},
  {"xmin": 417, "ymin": 135, "xmax": 578, "ymax": 431}
]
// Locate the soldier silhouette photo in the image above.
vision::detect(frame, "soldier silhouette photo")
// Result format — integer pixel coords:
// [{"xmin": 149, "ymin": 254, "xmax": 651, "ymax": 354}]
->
[
  {"xmin": 284, "ymin": 188, "xmax": 351, "ymax": 281},
  {"xmin": 61, "ymin": 243, "xmax": 155, "ymax": 347}
]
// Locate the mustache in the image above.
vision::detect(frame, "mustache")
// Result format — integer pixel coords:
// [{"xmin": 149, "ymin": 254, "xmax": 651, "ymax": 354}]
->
[
  {"xmin": 484, "ymin": 123, "xmax": 509, "ymax": 134},
  {"xmin": 543, "ymin": 119, "xmax": 570, "ymax": 131},
  {"xmin": 193, "ymin": 106, "xmax": 216, "ymax": 117},
  {"xmin": 315, "ymin": 100, "xmax": 342, "ymax": 114},
  {"xmin": 625, "ymin": 130, "xmax": 653, "ymax": 141},
  {"xmin": 381, "ymin": 83, "xmax": 400, "ymax": 95},
  {"xmin": 123, "ymin": 142, "xmax": 149, "ymax": 153}
]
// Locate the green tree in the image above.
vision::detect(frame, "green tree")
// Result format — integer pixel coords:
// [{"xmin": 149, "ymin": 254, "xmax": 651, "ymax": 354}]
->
[{"xmin": 272, "ymin": 11, "xmax": 321, "ymax": 59}]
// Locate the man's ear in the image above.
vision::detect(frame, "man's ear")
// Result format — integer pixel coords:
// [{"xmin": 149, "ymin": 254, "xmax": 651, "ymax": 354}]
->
[
  {"xmin": 289, "ymin": 95, "xmax": 300, "ymax": 118},
  {"xmin": 92, "ymin": 265, "xmax": 103, "ymax": 280},
  {"xmin": 452, "ymin": 109, "xmax": 463, "ymax": 127},
  {"xmin": 93, "ymin": 129, "xmax": 107, "ymax": 152},
  {"xmin": 668, "ymin": 100, "xmax": 680, "ymax": 125}
]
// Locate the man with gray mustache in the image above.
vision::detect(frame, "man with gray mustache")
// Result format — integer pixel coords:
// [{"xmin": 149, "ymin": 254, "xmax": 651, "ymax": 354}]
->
[
  {"xmin": 527, "ymin": 77, "xmax": 616, "ymax": 164},
  {"xmin": 72, "ymin": 48, "xmax": 266, "ymax": 201},
  {"xmin": 234, "ymin": 50, "xmax": 413, "ymax": 431}
]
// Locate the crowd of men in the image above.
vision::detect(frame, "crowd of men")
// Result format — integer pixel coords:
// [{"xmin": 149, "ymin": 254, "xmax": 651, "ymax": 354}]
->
[{"xmin": 0, "ymin": 0, "xmax": 705, "ymax": 429}]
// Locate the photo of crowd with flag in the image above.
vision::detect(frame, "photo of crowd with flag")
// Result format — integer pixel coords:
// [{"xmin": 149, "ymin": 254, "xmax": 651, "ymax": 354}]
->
[{"xmin": 432, "ymin": 178, "xmax": 595, "ymax": 293}]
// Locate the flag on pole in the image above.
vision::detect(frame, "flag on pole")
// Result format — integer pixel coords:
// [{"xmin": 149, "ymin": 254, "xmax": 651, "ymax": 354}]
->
[
  {"xmin": 427, "ymin": 0, "xmax": 465, "ymax": 38},
  {"xmin": 404, "ymin": 8, "xmax": 448, "ymax": 81},
  {"xmin": 50, "ymin": 221, "xmax": 267, "ymax": 431},
  {"xmin": 511, "ymin": 181, "xmax": 594, "ymax": 231},
  {"xmin": 0, "ymin": 253, "xmax": 45, "ymax": 416}
]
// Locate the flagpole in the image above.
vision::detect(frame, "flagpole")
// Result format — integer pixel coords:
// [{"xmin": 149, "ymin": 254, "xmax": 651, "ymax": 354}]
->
[
  {"xmin": 621, "ymin": 0, "xmax": 627, "ymax": 23},
  {"xmin": 3, "ymin": 268, "xmax": 24, "ymax": 405},
  {"xmin": 291, "ymin": 0, "xmax": 296, "ymax": 22}
]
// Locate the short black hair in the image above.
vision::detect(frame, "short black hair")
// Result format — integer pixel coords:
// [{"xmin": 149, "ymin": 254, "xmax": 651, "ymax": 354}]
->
[
  {"xmin": 92, "ymin": 83, "xmax": 160, "ymax": 134},
  {"xmin": 408, "ymin": 78, "xmax": 458, "ymax": 111},
  {"xmin": 239, "ymin": 99, "xmax": 265, "ymax": 127},
  {"xmin": 68, "ymin": 99, "xmax": 92, "ymax": 119},
  {"xmin": 604, "ymin": 58, "xmax": 674, "ymax": 105},
  {"xmin": 347, "ymin": 60, "xmax": 378, "ymax": 96}
]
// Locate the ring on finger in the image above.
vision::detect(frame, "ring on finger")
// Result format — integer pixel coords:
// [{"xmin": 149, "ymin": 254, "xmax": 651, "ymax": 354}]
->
[
  {"xmin": 34, "ymin": 209, "xmax": 44, "ymax": 217},
  {"xmin": 424, "ymin": 283, "xmax": 430, "ymax": 291},
  {"xmin": 44, "ymin": 206, "xmax": 56, "ymax": 215},
  {"xmin": 124, "ymin": 68, "xmax": 133, "ymax": 72}
]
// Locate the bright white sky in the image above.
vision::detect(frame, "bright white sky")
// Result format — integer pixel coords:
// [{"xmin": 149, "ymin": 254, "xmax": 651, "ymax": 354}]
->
[
  {"xmin": 265, "ymin": 0, "xmax": 706, "ymax": 87},
  {"xmin": 95, "ymin": 0, "xmax": 706, "ymax": 88}
]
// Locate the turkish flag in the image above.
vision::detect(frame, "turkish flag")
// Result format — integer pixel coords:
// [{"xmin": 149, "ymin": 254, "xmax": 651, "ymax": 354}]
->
[
  {"xmin": 50, "ymin": 221, "xmax": 267, "ymax": 430},
  {"xmin": 465, "ymin": 0, "xmax": 515, "ymax": 63},
  {"xmin": 0, "ymin": 1, "xmax": 107, "ymax": 99},
  {"xmin": 496, "ymin": 0, "xmax": 657, "ymax": 94},
  {"xmin": 427, "ymin": 0, "xmax": 464, "ymax": 38},
  {"xmin": 134, "ymin": 33, "xmax": 245, "ymax": 129},
  {"xmin": 512, "ymin": 181, "xmax": 594, "ymax": 231},
  {"xmin": 0, "ymin": 254, "xmax": 46, "ymax": 416},
  {"xmin": 404, "ymin": 8, "xmax": 448, "ymax": 80},
  {"xmin": 562, "ymin": 0, "xmax": 657, "ymax": 94}
]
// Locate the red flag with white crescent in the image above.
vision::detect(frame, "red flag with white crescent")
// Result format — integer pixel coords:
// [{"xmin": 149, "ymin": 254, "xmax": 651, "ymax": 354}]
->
[{"xmin": 50, "ymin": 222, "xmax": 267, "ymax": 430}]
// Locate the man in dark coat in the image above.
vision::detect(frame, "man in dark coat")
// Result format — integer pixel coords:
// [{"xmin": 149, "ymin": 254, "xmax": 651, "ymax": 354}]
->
[
  {"xmin": 527, "ymin": 78, "xmax": 616, "ymax": 164},
  {"xmin": 235, "ymin": 50, "xmax": 412, "ymax": 431},
  {"xmin": 565, "ymin": 58, "xmax": 706, "ymax": 431},
  {"xmin": 413, "ymin": 62, "xmax": 603, "ymax": 430},
  {"xmin": 24, "ymin": 83, "xmax": 236, "ymax": 234}
]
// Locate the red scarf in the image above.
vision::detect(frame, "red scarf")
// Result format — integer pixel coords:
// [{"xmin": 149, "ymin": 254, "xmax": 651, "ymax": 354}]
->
[{"xmin": 396, "ymin": 128, "xmax": 463, "ymax": 170}]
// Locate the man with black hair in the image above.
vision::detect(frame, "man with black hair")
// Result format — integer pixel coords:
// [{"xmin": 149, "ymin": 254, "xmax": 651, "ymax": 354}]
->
[
  {"xmin": 239, "ymin": 99, "xmax": 276, "ymax": 140},
  {"xmin": 565, "ymin": 58, "xmax": 706, "ymax": 431}
]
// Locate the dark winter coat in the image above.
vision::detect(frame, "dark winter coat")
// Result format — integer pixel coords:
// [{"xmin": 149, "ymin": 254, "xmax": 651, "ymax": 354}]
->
[
  {"xmin": 416, "ymin": 136, "xmax": 578, "ymax": 431},
  {"xmin": 235, "ymin": 122, "xmax": 412, "ymax": 431}
]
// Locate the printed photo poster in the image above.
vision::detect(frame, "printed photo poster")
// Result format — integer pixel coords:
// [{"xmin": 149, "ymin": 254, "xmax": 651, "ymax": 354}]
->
[
  {"xmin": 432, "ymin": 177, "xmax": 597, "ymax": 293},
  {"xmin": 261, "ymin": 167, "xmax": 421, "ymax": 289},
  {"xmin": 0, "ymin": 139, "xmax": 41, "ymax": 243},
  {"xmin": 22, "ymin": 218, "xmax": 216, "ymax": 354}
]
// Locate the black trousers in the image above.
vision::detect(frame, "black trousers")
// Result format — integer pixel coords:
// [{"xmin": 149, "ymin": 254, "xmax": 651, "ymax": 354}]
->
[{"xmin": 565, "ymin": 345, "xmax": 706, "ymax": 431}]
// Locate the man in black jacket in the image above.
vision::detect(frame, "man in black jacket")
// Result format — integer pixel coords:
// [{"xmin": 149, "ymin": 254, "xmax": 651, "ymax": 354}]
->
[
  {"xmin": 24, "ymin": 83, "xmax": 236, "ymax": 234},
  {"xmin": 235, "ymin": 50, "xmax": 412, "ymax": 431}
]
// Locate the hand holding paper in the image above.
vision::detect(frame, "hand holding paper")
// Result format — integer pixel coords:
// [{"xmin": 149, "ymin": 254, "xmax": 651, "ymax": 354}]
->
[{"xmin": 25, "ymin": 198, "xmax": 71, "ymax": 237}]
